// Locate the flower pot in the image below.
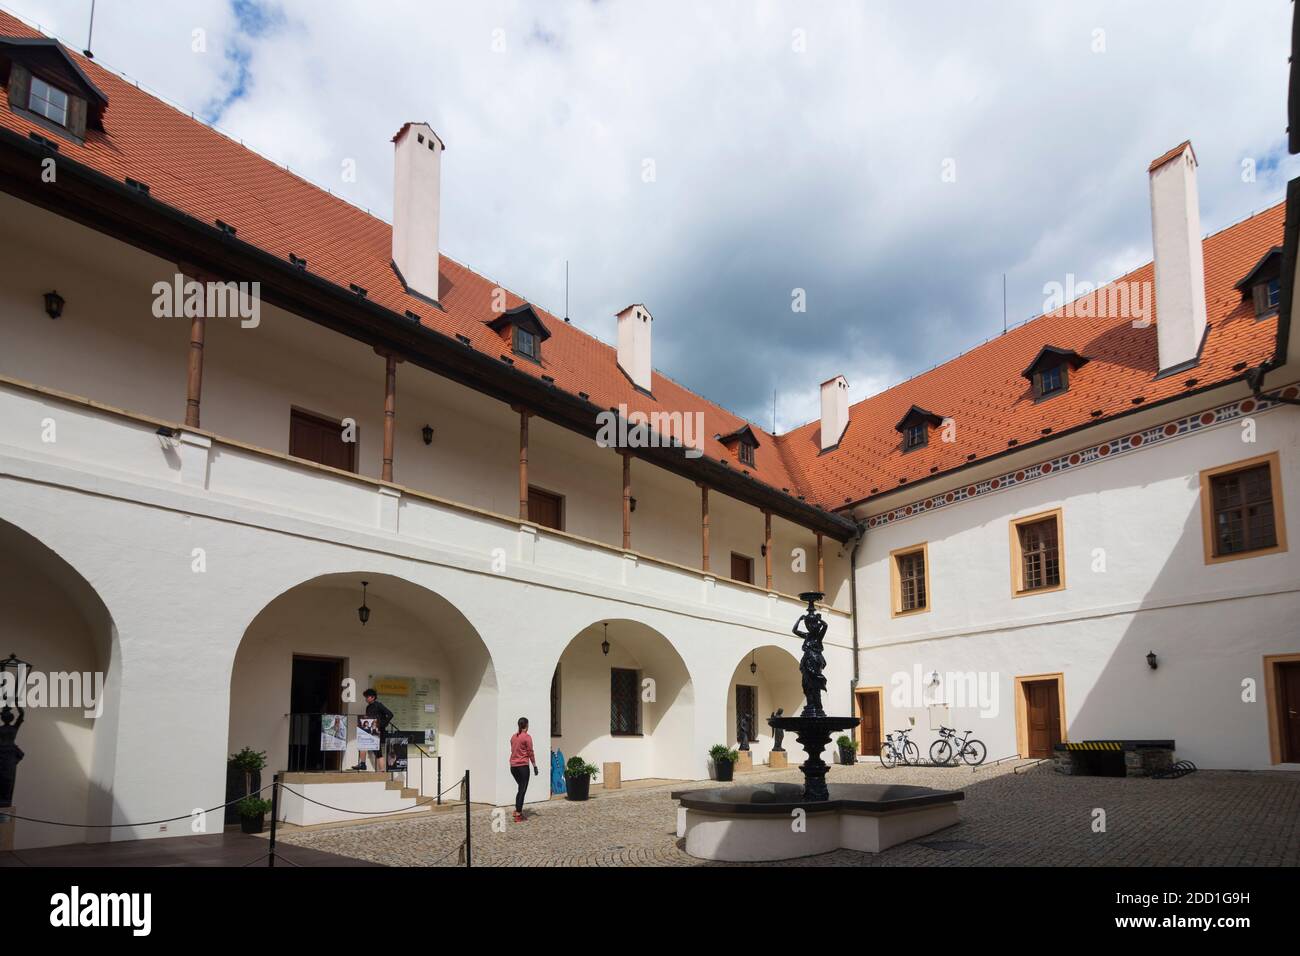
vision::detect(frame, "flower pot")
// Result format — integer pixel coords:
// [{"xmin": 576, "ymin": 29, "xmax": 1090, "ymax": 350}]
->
[
  {"xmin": 240, "ymin": 813, "xmax": 265, "ymax": 834},
  {"xmin": 565, "ymin": 773, "xmax": 591, "ymax": 801},
  {"xmin": 715, "ymin": 759, "xmax": 734, "ymax": 782},
  {"xmin": 839, "ymin": 747, "xmax": 856, "ymax": 765}
]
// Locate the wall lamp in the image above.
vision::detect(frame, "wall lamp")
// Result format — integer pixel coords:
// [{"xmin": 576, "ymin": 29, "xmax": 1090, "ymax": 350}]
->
[
  {"xmin": 358, "ymin": 580, "xmax": 371, "ymax": 626},
  {"xmin": 749, "ymin": 652, "xmax": 757, "ymax": 675},
  {"xmin": 1146, "ymin": 650, "xmax": 1158, "ymax": 671},
  {"xmin": 601, "ymin": 623, "xmax": 610, "ymax": 656},
  {"xmin": 44, "ymin": 290, "xmax": 65, "ymax": 319},
  {"xmin": 421, "ymin": 424, "xmax": 434, "ymax": 445}
]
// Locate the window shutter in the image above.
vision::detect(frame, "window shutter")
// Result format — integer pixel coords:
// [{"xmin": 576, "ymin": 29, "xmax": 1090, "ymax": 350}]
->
[
  {"xmin": 67, "ymin": 95, "xmax": 87, "ymax": 138},
  {"xmin": 8, "ymin": 63, "xmax": 30, "ymax": 114}
]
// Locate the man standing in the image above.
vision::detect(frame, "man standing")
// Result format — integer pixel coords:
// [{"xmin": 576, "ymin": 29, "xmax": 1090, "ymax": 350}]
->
[{"xmin": 354, "ymin": 688, "xmax": 393, "ymax": 771}]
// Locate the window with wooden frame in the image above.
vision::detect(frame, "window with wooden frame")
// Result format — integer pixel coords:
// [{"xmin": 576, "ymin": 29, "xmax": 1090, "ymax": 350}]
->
[
  {"xmin": 904, "ymin": 423, "xmax": 927, "ymax": 450},
  {"xmin": 610, "ymin": 667, "xmax": 641, "ymax": 735},
  {"xmin": 889, "ymin": 543, "xmax": 930, "ymax": 616},
  {"xmin": 1200, "ymin": 453, "xmax": 1287, "ymax": 563},
  {"xmin": 549, "ymin": 665, "xmax": 561, "ymax": 736},
  {"xmin": 513, "ymin": 324, "xmax": 539, "ymax": 361},
  {"xmin": 527, "ymin": 485, "xmax": 564, "ymax": 531},
  {"xmin": 730, "ymin": 552, "xmax": 754, "ymax": 584},
  {"xmin": 738, "ymin": 440, "xmax": 756, "ymax": 467},
  {"xmin": 288, "ymin": 407, "xmax": 357, "ymax": 473},
  {"xmin": 1034, "ymin": 363, "xmax": 1067, "ymax": 398},
  {"xmin": 1010, "ymin": 510, "xmax": 1064, "ymax": 595}
]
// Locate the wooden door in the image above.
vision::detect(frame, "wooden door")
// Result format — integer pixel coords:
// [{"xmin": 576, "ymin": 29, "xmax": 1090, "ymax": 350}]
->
[
  {"xmin": 730, "ymin": 553, "xmax": 753, "ymax": 584},
  {"xmin": 1280, "ymin": 662, "xmax": 1300, "ymax": 763},
  {"xmin": 856, "ymin": 690, "xmax": 881, "ymax": 756},
  {"xmin": 289, "ymin": 408, "xmax": 356, "ymax": 472},
  {"xmin": 1025, "ymin": 679, "xmax": 1061, "ymax": 758},
  {"xmin": 528, "ymin": 486, "xmax": 563, "ymax": 530}
]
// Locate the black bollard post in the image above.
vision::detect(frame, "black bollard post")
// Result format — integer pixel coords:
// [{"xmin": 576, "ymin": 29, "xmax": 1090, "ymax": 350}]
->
[
  {"xmin": 464, "ymin": 770, "xmax": 471, "ymax": 868},
  {"xmin": 267, "ymin": 771, "xmax": 280, "ymax": 868}
]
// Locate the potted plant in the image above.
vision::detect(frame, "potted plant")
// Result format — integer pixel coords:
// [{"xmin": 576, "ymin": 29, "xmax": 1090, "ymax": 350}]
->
[
  {"xmin": 563, "ymin": 756, "xmax": 599, "ymax": 801},
  {"xmin": 226, "ymin": 747, "xmax": 267, "ymax": 825},
  {"xmin": 237, "ymin": 796, "xmax": 272, "ymax": 834},
  {"xmin": 709, "ymin": 744, "xmax": 739, "ymax": 781},
  {"xmin": 837, "ymin": 735, "xmax": 858, "ymax": 766}
]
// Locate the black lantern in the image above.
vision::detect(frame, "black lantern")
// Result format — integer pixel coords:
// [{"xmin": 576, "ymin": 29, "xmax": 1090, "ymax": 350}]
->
[
  {"xmin": 749, "ymin": 652, "xmax": 757, "ymax": 675},
  {"xmin": 601, "ymin": 623, "xmax": 610, "ymax": 656},
  {"xmin": 358, "ymin": 581, "xmax": 371, "ymax": 626},
  {"xmin": 0, "ymin": 652, "xmax": 32, "ymax": 708},
  {"xmin": 1146, "ymin": 650, "xmax": 1158, "ymax": 670},
  {"xmin": 44, "ymin": 290, "xmax": 64, "ymax": 319},
  {"xmin": 422, "ymin": 424, "xmax": 434, "ymax": 445}
]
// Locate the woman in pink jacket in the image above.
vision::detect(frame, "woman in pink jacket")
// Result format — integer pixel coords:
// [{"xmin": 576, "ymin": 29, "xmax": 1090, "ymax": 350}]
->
[{"xmin": 508, "ymin": 717, "xmax": 539, "ymax": 822}]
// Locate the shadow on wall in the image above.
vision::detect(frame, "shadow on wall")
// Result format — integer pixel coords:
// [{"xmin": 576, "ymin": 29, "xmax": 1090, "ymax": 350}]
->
[{"xmin": 0, "ymin": 518, "xmax": 119, "ymax": 850}]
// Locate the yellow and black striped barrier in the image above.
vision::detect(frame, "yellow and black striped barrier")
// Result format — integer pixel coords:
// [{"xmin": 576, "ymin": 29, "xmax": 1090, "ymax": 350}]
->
[{"xmin": 1063, "ymin": 741, "xmax": 1122, "ymax": 751}]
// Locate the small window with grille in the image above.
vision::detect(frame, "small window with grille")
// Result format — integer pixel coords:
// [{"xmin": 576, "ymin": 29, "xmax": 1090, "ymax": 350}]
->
[{"xmin": 610, "ymin": 667, "xmax": 641, "ymax": 735}]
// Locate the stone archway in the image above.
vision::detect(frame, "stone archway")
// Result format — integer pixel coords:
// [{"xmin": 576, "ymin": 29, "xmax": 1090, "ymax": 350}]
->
[
  {"xmin": 549, "ymin": 619, "xmax": 695, "ymax": 784},
  {"xmin": 227, "ymin": 572, "xmax": 498, "ymax": 802},
  {"xmin": 725, "ymin": 645, "xmax": 803, "ymax": 766}
]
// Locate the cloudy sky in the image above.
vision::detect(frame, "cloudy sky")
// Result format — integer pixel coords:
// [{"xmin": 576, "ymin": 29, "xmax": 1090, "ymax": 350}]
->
[{"xmin": 8, "ymin": 0, "xmax": 1297, "ymax": 429}]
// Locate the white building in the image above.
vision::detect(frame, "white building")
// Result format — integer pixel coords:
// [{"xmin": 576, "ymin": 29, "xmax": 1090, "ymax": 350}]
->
[{"xmin": 0, "ymin": 14, "xmax": 1296, "ymax": 851}]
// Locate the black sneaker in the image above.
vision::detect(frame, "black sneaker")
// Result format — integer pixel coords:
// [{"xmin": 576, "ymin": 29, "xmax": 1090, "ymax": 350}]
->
[{"xmin": 352, "ymin": 763, "xmax": 367, "ymax": 771}]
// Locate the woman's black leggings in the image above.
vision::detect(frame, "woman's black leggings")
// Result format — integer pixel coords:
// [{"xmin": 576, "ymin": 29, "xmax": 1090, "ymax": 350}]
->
[{"xmin": 510, "ymin": 765, "xmax": 530, "ymax": 813}]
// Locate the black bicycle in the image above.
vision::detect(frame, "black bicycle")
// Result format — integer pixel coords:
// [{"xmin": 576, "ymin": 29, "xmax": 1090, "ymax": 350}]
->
[
  {"xmin": 879, "ymin": 727, "xmax": 920, "ymax": 768},
  {"xmin": 929, "ymin": 725, "xmax": 987, "ymax": 766}
]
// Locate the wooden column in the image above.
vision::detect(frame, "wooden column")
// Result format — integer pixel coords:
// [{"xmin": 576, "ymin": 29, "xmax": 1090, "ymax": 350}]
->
[
  {"xmin": 517, "ymin": 407, "xmax": 530, "ymax": 520},
  {"xmin": 622, "ymin": 453, "xmax": 632, "ymax": 550},
  {"xmin": 185, "ymin": 311, "xmax": 205, "ymax": 428},
  {"xmin": 816, "ymin": 532, "xmax": 825, "ymax": 593},
  {"xmin": 381, "ymin": 352, "xmax": 398, "ymax": 482},
  {"xmin": 700, "ymin": 483, "xmax": 710, "ymax": 572},
  {"xmin": 764, "ymin": 510, "xmax": 773, "ymax": 590}
]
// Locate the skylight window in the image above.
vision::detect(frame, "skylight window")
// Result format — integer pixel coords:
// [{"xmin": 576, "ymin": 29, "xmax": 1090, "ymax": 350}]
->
[{"xmin": 29, "ymin": 75, "xmax": 69, "ymax": 126}]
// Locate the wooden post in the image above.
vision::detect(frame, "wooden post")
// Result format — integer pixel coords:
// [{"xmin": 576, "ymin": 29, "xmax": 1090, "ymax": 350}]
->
[
  {"xmin": 700, "ymin": 484, "xmax": 710, "ymax": 572},
  {"xmin": 517, "ymin": 407, "xmax": 530, "ymax": 520},
  {"xmin": 185, "ymin": 311, "xmax": 205, "ymax": 428},
  {"xmin": 816, "ymin": 532, "xmax": 825, "ymax": 593},
  {"xmin": 381, "ymin": 352, "xmax": 397, "ymax": 482},
  {"xmin": 622, "ymin": 453, "xmax": 632, "ymax": 550},
  {"xmin": 764, "ymin": 510, "xmax": 773, "ymax": 590}
]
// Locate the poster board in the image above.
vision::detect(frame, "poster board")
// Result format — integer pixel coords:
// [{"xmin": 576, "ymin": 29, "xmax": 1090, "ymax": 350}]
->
[
  {"xmin": 320, "ymin": 714, "xmax": 347, "ymax": 752},
  {"xmin": 356, "ymin": 717, "xmax": 380, "ymax": 752},
  {"xmin": 369, "ymin": 675, "xmax": 440, "ymax": 755}
]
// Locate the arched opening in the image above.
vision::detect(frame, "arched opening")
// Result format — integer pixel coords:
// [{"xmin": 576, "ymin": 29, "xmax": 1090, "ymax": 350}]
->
[
  {"xmin": 227, "ymin": 573, "xmax": 497, "ymax": 809},
  {"xmin": 726, "ymin": 645, "xmax": 803, "ymax": 766},
  {"xmin": 549, "ymin": 620, "xmax": 695, "ymax": 784},
  {"xmin": 0, "ymin": 518, "xmax": 117, "ymax": 850}
]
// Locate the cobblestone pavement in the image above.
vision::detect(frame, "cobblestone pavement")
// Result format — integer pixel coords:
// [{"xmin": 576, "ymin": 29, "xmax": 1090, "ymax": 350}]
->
[{"xmin": 273, "ymin": 762, "xmax": 1300, "ymax": 866}]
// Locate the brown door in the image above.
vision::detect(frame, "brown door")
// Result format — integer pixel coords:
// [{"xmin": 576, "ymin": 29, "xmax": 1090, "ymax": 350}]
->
[
  {"xmin": 1280, "ymin": 662, "xmax": 1300, "ymax": 763},
  {"xmin": 289, "ymin": 408, "xmax": 356, "ymax": 472},
  {"xmin": 730, "ymin": 553, "xmax": 753, "ymax": 584},
  {"xmin": 1025, "ymin": 679, "xmax": 1062, "ymax": 758},
  {"xmin": 528, "ymin": 486, "xmax": 564, "ymax": 530},
  {"xmin": 856, "ymin": 690, "xmax": 881, "ymax": 756}
]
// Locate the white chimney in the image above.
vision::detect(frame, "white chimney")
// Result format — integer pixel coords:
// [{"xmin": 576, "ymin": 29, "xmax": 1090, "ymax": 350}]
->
[
  {"xmin": 820, "ymin": 375, "xmax": 849, "ymax": 450},
  {"xmin": 391, "ymin": 122, "xmax": 445, "ymax": 302},
  {"xmin": 1148, "ymin": 141, "xmax": 1208, "ymax": 372},
  {"xmin": 617, "ymin": 304, "xmax": 653, "ymax": 392}
]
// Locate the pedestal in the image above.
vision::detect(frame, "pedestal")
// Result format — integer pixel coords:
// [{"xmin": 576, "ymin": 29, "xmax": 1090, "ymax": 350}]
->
[
  {"xmin": 768, "ymin": 751, "xmax": 788, "ymax": 769},
  {"xmin": 735, "ymin": 752, "xmax": 753, "ymax": 772},
  {"xmin": 602, "ymin": 762, "xmax": 622, "ymax": 789},
  {"xmin": 0, "ymin": 806, "xmax": 14, "ymax": 851}
]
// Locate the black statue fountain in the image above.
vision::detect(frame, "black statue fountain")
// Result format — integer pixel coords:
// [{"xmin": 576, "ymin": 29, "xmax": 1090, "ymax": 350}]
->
[
  {"xmin": 671, "ymin": 593, "xmax": 965, "ymax": 861},
  {"xmin": 769, "ymin": 592, "xmax": 860, "ymax": 801}
]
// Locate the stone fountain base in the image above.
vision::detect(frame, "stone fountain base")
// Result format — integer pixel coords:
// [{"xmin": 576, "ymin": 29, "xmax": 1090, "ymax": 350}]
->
[{"xmin": 670, "ymin": 782, "xmax": 964, "ymax": 862}]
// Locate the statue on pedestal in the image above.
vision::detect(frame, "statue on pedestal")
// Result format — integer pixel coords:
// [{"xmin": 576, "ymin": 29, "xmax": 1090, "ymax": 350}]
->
[
  {"xmin": 0, "ymin": 706, "xmax": 25, "ymax": 808},
  {"xmin": 793, "ymin": 603, "xmax": 828, "ymax": 717},
  {"xmin": 768, "ymin": 708, "xmax": 785, "ymax": 751},
  {"xmin": 737, "ymin": 713, "xmax": 750, "ymax": 751}
]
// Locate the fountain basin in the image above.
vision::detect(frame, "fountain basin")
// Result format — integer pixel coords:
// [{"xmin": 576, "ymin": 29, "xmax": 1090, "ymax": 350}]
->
[{"xmin": 671, "ymin": 782, "xmax": 964, "ymax": 861}]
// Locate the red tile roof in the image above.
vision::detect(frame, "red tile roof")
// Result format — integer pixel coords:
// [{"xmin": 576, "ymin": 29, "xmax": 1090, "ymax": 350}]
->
[{"xmin": 0, "ymin": 13, "xmax": 1285, "ymax": 517}]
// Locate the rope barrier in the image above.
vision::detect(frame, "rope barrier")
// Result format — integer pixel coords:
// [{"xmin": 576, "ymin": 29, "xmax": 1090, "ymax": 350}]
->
[{"xmin": 0, "ymin": 781, "xmax": 278, "ymax": 828}]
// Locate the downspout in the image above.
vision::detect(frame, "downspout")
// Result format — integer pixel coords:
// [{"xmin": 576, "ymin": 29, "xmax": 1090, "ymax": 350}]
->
[
  {"xmin": 847, "ymin": 520, "xmax": 865, "ymax": 717},
  {"xmin": 1248, "ymin": 363, "xmax": 1300, "ymax": 406}
]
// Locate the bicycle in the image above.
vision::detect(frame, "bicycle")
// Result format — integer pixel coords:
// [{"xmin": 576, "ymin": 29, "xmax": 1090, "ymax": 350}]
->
[
  {"xmin": 929, "ymin": 725, "xmax": 987, "ymax": 766},
  {"xmin": 879, "ymin": 728, "xmax": 920, "ymax": 768}
]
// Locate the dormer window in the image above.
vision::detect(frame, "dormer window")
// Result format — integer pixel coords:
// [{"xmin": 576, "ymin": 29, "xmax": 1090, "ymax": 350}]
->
[
  {"xmin": 1235, "ymin": 247, "xmax": 1282, "ymax": 319},
  {"xmin": 1021, "ymin": 346, "xmax": 1088, "ymax": 401},
  {"xmin": 894, "ymin": 406, "xmax": 944, "ymax": 453},
  {"xmin": 718, "ymin": 424, "xmax": 760, "ymax": 468},
  {"xmin": 28, "ymin": 75, "xmax": 68, "ymax": 125},
  {"xmin": 1, "ymin": 38, "xmax": 109, "ymax": 141},
  {"xmin": 486, "ymin": 302, "xmax": 550, "ymax": 363}
]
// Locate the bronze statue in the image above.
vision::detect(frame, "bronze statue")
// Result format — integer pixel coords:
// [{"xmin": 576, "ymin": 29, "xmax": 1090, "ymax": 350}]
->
[
  {"xmin": 737, "ymin": 713, "xmax": 750, "ymax": 751},
  {"xmin": 768, "ymin": 708, "xmax": 785, "ymax": 751},
  {"xmin": 0, "ymin": 706, "xmax": 24, "ymax": 807},
  {"xmin": 793, "ymin": 604, "xmax": 828, "ymax": 717}
]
